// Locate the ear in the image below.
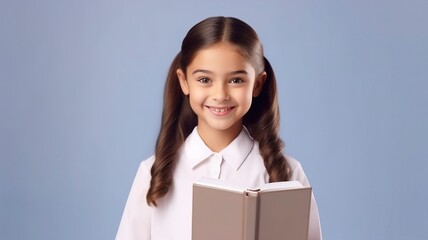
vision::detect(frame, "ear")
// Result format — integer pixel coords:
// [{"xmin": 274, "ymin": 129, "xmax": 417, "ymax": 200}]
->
[
  {"xmin": 177, "ymin": 68, "xmax": 189, "ymax": 95},
  {"xmin": 253, "ymin": 71, "xmax": 267, "ymax": 97}
]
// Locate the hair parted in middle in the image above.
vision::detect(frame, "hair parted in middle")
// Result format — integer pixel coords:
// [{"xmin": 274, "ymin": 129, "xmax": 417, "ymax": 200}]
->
[{"xmin": 147, "ymin": 16, "xmax": 290, "ymax": 206}]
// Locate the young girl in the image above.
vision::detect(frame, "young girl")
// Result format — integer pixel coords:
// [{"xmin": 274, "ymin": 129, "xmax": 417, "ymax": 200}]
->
[{"xmin": 116, "ymin": 16, "xmax": 322, "ymax": 240}]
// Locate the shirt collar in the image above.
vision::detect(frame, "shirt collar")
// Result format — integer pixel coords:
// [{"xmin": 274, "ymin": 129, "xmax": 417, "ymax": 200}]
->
[{"xmin": 184, "ymin": 126, "xmax": 255, "ymax": 171}]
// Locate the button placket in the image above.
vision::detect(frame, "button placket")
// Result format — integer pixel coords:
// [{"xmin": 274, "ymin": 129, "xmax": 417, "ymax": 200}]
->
[{"xmin": 210, "ymin": 153, "xmax": 222, "ymax": 179}]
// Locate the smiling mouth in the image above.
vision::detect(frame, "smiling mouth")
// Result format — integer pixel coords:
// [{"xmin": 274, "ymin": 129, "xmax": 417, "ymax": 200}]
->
[
  {"xmin": 209, "ymin": 107, "xmax": 234, "ymax": 112},
  {"xmin": 207, "ymin": 106, "xmax": 235, "ymax": 115}
]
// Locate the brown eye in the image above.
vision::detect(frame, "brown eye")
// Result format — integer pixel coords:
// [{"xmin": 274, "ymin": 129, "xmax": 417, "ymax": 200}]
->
[
  {"xmin": 198, "ymin": 77, "xmax": 210, "ymax": 84},
  {"xmin": 229, "ymin": 78, "xmax": 243, "ymax": 84}
]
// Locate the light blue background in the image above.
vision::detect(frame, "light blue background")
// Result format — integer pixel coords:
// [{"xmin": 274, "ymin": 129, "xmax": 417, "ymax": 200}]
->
[{"xmin": 1, "ymin": 0, "xmax": 427, "ymax": 239}]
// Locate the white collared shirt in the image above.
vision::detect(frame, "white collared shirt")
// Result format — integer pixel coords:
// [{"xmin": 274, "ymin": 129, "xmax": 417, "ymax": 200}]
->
[{"xmin": 116, "ymin": 127, "xmax": 322, "ymax": 240}]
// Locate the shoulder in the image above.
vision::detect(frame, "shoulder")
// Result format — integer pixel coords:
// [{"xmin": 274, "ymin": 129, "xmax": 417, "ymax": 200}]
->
[
  {"xmin": 285, "ymin": 155, "xmax": 302, "ymax": 171},
  {"xmin": 286, "ymin": 155, "xmax": 310, "ymax": 187},
  {"xmin": 131, "ymin": 155, "xmax": 154, "ymax": 184},
  {"xmin": 140, "ymin": 155, "xmax": 155, "ymax": 172}
]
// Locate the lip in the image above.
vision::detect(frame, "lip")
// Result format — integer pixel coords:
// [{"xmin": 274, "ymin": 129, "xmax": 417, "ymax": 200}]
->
[{"xmin": 206, "ymin": 106, "xmax": 235, "ymax": 116}]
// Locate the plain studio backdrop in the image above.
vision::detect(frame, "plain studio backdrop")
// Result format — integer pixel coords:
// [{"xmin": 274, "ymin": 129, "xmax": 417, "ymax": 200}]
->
[{"xmin": 1, "ymin": 0, "xmax": 427, "ymax": 239}]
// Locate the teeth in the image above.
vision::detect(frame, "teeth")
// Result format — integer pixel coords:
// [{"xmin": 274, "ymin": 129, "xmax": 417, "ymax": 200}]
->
[{"xmin": 211, "ymin": 107, "xmax": 230, "ymax": 112}]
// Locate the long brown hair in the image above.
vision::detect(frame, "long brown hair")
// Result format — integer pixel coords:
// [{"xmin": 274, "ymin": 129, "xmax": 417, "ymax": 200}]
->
[{"xmin": 147, "ymin": 16, "xmax": 290, "ymax": 206}]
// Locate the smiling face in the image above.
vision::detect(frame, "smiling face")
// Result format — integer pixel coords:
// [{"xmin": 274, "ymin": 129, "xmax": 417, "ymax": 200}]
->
[{"xmin": 177, "ymin": 41, "xmax": 266, "ymax": 141}]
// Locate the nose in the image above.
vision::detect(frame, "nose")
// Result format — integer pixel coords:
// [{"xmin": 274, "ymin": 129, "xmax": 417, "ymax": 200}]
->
[{"xmin": 211, "ymin": 82, "xmax": 230, "ymax": 101}]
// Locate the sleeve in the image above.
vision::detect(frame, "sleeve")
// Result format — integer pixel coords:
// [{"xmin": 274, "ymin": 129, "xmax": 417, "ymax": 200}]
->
[
  {"xmin": 289, "ymin": 158, "xmax": 323, "ymax": 240},
  {"xmin": 115, "ymin": 158, "xmax": 153, "ymax": 240}
]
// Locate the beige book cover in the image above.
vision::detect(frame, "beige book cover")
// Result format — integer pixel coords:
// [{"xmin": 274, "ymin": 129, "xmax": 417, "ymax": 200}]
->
[{"xmin": 192, "ymin": 179, "xmax": 312, "ymax": 240}]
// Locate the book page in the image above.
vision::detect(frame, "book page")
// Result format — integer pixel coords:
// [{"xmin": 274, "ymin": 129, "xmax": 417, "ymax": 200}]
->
[
  {"xmin": 259, "ymin": 180, "xmax": 304, "ymax": 192},
  {"xmin": 194, "ymin": 178, "xmax": 305, "ymax": 193},
  {"xmin": 193, "ymin": 178, "xmax": 245, "ymax": 193}
]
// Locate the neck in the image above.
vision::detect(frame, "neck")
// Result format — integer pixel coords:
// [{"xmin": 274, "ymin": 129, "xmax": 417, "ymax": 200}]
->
[{"xmin": 197, "ymin": 124, "xmax": 242, "ymax": 152}]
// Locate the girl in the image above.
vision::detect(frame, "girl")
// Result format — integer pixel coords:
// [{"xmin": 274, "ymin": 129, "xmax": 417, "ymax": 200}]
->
[{"xmin": 116, "ymin": 16, "xmax": 322, "ymax": 240}]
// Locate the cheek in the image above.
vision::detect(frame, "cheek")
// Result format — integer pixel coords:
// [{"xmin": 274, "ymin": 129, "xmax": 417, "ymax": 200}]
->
[
  {"xmin": 188, "ymin": 90, "xmax": 206, "ymax": 108},
  {"xmin": 244, "ymin": 95, "xmax": 254, "ymax": 109},
  {"xmin": 236, "ymin": 89, "xmax": 254, "ymax": 109}
]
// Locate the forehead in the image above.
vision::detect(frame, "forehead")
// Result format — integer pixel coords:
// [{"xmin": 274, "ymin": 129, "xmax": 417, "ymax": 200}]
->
[{"xmin": 186, "ymin": 42, "xmax": 256, "ymax": 75}]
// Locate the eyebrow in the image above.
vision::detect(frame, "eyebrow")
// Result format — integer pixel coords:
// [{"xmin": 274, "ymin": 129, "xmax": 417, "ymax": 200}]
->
[{"xmin": 192, "ymin": 69, "xmax": 248, "ymax": 75}]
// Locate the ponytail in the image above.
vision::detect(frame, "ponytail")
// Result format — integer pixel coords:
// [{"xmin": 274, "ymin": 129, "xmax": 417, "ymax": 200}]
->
[
  {"xmin": 244, "ymin": 57, "xmax": 290, "ymax": 182},
  {"xmin": 146, "ymin": 52, "xmax": 197, "ymax": 206}
]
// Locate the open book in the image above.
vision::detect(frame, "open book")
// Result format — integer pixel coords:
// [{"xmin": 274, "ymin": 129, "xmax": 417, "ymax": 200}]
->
[{"xmin": 192, "ymin": 178, "xmax": 312, "ymax": 240}]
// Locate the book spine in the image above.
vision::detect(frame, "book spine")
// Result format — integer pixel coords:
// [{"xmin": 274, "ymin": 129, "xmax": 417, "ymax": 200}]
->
[{"xmin": 242, "ymin": 190, "xmax": 260, "ymax": 240}]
